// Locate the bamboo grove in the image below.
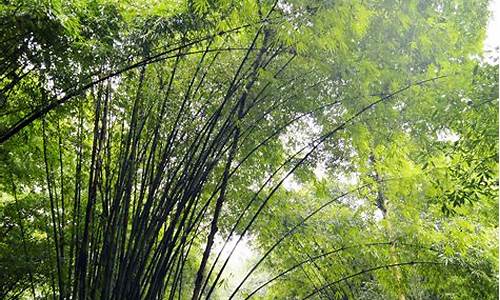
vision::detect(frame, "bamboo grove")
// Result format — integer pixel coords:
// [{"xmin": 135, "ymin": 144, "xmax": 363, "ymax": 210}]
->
[{"xmin": 0, "ymin": 0, "xmax": 498, "ymax": 299}]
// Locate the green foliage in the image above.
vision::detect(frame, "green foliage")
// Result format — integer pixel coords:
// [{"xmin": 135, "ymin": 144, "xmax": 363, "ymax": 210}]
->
[{"xmin": 0, "ymin": 0, "xmax": 497, "ymax": 299}]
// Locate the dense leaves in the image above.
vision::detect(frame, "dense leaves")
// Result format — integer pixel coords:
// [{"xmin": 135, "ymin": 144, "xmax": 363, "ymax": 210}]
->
[{"xmin": 0, "ymin": 0, "xmax": 497, "ymax": 299}]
